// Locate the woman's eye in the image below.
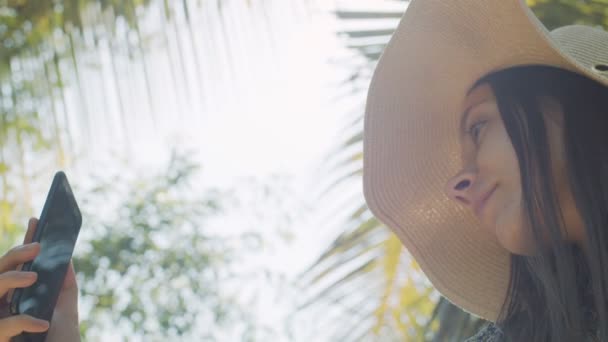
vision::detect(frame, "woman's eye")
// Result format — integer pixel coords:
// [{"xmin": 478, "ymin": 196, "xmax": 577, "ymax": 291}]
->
[{"xmin": 468, "ymin": 120, "xmax": 487, "ymax": 143}]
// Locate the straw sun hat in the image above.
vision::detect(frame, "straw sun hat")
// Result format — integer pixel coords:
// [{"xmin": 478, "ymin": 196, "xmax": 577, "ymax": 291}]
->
[{"xmin": 362, "ymin": 0, "xmax": 608, "ymax": 322}]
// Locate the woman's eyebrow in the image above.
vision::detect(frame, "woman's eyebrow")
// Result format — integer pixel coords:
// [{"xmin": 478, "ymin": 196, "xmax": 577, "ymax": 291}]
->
[
  {"xmin": 459, "ymin": 100, "xmax": 492, "ymax": 141},
  {"xmin": 460, "ymin": 105, "xmax": 475, "ymax": 136},
  {"xmin": 460, "ymin": 103, "xmax": 478, "ymax": 138}
]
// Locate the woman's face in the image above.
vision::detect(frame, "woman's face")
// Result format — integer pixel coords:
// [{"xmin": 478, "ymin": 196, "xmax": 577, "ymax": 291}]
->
[{"xmin": 444, "ymin": 82, "xmax": 585, "ymax": 256}]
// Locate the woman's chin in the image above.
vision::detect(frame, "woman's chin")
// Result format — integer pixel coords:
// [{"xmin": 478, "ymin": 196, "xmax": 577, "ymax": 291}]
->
[{"xmin": 495, "ymin": 211, "xmax": 537, "ymax": 256}]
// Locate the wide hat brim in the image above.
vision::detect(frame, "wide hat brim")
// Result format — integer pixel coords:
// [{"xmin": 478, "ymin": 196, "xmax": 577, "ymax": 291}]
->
[{"xmin": 362, "ymin": 0, "xmax": 608, "ymax": 321}]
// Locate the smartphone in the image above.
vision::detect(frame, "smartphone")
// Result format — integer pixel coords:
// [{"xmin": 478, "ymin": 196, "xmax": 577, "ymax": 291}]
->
[{"xmin": 10, "ymin": 171, "xmax": 82, "ymax": 342}]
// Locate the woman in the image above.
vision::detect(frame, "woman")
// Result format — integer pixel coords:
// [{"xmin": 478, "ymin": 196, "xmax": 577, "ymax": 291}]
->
[
  {"xmin": 0, "ymin": 218, "xmax": 79, "ymax": 342},
  {"xmin": 450, "ymin": 65, "xmax": 606, "ymax": 341},
  {"xmin": 362, "ymin": 0, "xmax": 608, "ymax": 341}
]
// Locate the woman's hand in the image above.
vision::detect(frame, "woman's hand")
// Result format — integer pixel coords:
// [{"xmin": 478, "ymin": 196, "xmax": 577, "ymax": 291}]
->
[{"xmin": 0, "ymin": 217, "xmax": 81, "ymax": 342}]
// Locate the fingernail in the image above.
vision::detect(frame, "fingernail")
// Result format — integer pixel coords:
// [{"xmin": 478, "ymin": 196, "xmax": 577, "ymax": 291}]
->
[
  {"xmin": 20, "ymin": 272, "xmax": 36, "ymax": 279},
  {"xmin": 21, "ymin": 242, "xmax": 39, "ymax": 249},
  {"xmin": 36, "ymin": 319, "xmax": 50, "ymax": 328}
]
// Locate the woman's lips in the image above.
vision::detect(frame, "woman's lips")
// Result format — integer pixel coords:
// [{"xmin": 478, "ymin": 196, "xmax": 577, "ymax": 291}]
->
[{"xmin": 474, "ymin": 185, "xmax": 497, "ymax": 218}]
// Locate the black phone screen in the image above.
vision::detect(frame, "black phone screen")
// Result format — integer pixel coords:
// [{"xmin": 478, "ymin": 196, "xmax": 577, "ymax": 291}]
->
[{"xmin": 11, "ymin": 171, "xmax": 82, "ymax": 326}]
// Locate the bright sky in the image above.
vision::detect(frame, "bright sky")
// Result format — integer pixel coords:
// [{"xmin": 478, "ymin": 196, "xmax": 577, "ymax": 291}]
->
[{"xmin": 28, "ymin": 0, "xmax": 370, "ymax": 340}]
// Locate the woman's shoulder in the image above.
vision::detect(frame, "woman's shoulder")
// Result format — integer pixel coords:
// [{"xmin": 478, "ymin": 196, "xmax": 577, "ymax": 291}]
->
[{"xmin": 464, "ymin": 322, "xmax": 505, "ymax": 342}]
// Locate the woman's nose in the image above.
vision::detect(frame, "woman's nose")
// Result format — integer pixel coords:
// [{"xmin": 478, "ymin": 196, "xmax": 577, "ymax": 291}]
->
[{"xmin": 445, "ymin": 171, "xmax": 475, "ymax": 206}]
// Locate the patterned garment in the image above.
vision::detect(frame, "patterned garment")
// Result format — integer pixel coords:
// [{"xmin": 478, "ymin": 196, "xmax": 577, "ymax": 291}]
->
[{"xmin": 464, "ymin": 322, "xmax": 505, "ymax": 342}]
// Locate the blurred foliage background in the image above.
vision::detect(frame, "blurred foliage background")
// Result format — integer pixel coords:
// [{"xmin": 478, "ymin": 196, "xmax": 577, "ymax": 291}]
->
[{"xmin": 0, "ymin": 0, "xmax": 606, "ymax": 341}]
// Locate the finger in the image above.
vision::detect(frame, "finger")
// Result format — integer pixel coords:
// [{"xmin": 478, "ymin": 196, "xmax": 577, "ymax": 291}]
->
[
  {"xmin": 0, "ymin": 243, "xmax": 41, "ymax": 274},
  {"xmin": 0, "ymin": 271, "xmax": 37, "ymax": 299},
  {"xmin": 61, "ymin": 259, "xmax": 77, "ymax": 291},
  {"xmin": 14, "ymin": 218, "xmax": 38, "ymax": 276},
  {"xmin": 0, "ymin": 314, "xmax": 49, "ymax": 338},
  {"xmin": 54, "ymin": 260, "xmax": 79, "ymax": 319},
  {"xmin": 23, "ymin": 218, "xmax": 38, "ymax": 245}
]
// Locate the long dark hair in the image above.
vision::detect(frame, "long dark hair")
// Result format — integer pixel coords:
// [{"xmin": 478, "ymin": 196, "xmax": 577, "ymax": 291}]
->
[{"xmin": 471, "ymin": 65, "xmax": 608, "ymax": 341}]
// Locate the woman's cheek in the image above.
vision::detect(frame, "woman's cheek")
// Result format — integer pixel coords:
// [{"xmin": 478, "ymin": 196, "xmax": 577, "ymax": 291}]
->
[{"xmin": 494, "ymin": 192, "xmax": 537, "ymax": 256}]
